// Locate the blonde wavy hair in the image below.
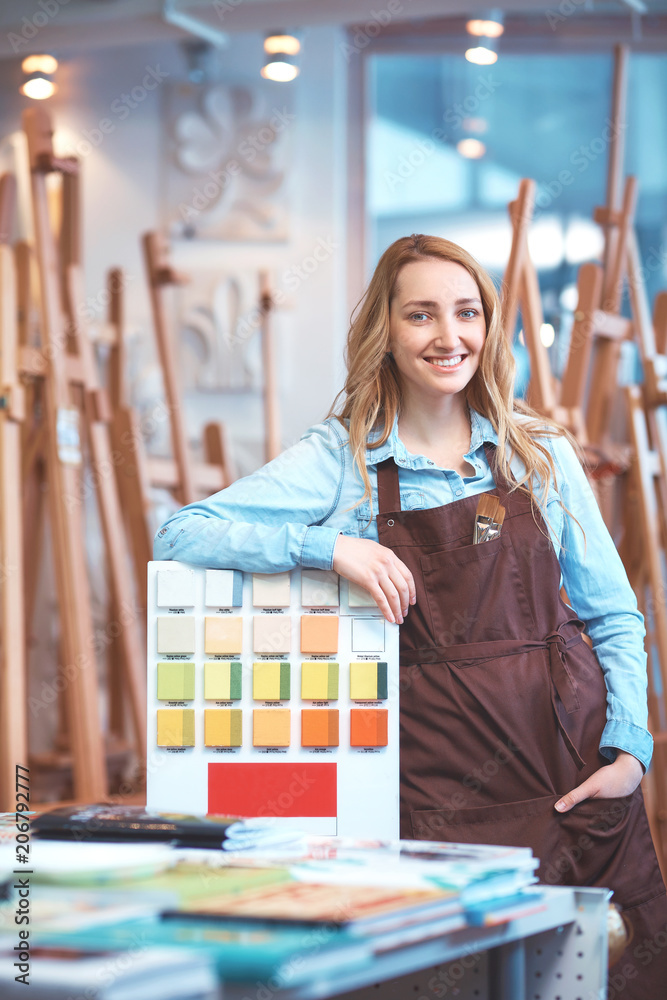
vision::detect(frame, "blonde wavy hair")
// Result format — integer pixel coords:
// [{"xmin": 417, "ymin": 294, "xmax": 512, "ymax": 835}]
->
[{"xmin": 329, "ymin": 233, "xmax": 580, "ymax": 528}]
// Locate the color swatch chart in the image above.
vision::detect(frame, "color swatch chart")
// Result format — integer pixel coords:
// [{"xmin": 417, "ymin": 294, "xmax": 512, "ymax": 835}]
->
[{"xmin": 147, "ymin": 561, "xmax": 399, "ymax": 837}]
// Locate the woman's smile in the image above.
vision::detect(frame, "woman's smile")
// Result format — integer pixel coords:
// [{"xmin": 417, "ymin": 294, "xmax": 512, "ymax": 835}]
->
[{"xmin": 423, "ymin": 354, "xmax": 468, "ymax": 371}]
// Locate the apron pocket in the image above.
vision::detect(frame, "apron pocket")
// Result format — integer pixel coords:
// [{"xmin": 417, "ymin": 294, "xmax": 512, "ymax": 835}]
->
[
  {"xmin": 419, "ymin": 532, "xmax": 537, "ymax": 646},
  {"xmin": 411, "ymin": 790, "xmax": 663, "ymax": 911},
  {"xmin": 410, "ymin": 793, "xmax": 556, "ymax": 849},
  {"xmin": 549, "ymin": 791, "xmax": 664, "ymax": 910}
]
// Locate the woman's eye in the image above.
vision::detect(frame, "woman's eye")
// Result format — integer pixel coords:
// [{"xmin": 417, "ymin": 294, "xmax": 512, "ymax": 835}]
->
[
  {"xmin": 410, "ymin": 312, "xmax": 428, "ymax": 322},
  {"xmin": 460, "ymin": 309, "xmax": 478, "ymax": 319}
]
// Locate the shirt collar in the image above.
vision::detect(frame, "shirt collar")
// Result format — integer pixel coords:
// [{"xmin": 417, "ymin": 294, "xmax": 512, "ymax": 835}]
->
[{"xmin": 365, "ymin": 406, "xmax": 499, "ymax": 467}]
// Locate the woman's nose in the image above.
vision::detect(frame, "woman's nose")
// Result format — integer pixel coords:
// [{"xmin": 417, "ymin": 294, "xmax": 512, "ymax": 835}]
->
[{"xmin": 432, "ymin": 321, "xmax": 461, "ymax": 349}]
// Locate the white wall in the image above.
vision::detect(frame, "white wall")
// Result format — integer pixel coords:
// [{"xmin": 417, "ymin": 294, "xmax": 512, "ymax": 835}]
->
[{"xmin": 0, "ymin": 25, "xmax": 350, "ymax": 462}]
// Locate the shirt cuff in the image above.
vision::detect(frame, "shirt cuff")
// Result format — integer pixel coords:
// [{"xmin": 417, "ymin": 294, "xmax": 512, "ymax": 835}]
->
[
  {"xmin": 599, "ymin": 719, "xmax": 654, "ymax": 773},
  {"xmin": 300, "ymin": 526, "xmax": 342, "ymax": 570}
]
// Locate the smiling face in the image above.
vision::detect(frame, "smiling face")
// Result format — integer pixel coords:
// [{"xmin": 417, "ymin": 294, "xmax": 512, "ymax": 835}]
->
[{"xmin": 388, "ymin": 258, "xmax": 486, "ymax": 410}]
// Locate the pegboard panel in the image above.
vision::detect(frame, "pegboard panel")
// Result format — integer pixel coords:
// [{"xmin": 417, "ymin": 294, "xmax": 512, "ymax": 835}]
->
[
  {"xmin": 335, "ymin": 952, "xmax": 489, "ymax": 1000},
  {"xmin": 524, "ymin": 888, "xmax": 609, "ymax": 1000}
]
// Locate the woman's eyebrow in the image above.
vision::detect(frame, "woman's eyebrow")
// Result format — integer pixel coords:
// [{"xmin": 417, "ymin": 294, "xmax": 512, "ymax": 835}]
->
[{"xmin": 401, "ymin": 297, "xmax": 482, "ymax": 308}]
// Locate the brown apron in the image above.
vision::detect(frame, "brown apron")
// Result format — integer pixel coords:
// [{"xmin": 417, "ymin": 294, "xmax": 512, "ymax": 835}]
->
[{"xmin": 376, "ymin": 444, "xmax": 667, "ymax": 996}]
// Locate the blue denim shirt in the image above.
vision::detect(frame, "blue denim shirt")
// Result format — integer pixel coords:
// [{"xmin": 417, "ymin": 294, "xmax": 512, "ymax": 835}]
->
[{"xmin": 155, "ymin": 407, "xmax": 652, "ymax": 771}]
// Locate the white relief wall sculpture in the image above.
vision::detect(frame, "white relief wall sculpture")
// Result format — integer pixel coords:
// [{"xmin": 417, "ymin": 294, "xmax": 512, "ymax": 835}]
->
[
  {"xmin": 176, "ymin": 269, "xmax": 264, "ymax": 392},
  {"xmin": 164, "ymin": 82, "xmax": 292, "ymax": 241}
]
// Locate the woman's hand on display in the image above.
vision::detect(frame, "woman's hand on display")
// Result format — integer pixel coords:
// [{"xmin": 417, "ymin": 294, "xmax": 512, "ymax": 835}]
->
[
  {"xmin": 554, "ymin": 750, "xmax": 644, "ymax": 813},
  {"xmin": 332, "ymin": 535, "xmax": 416, "ymax": 624}
]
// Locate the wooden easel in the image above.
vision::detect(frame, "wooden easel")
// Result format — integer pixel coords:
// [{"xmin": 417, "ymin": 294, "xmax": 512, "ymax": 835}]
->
[
  {"xmin": 500, "ymin": 45, "xmax": 667, "ymax": 866},
  {"xmin": 21, "ymin": 108, "xmax": 107, "ymax": 800},
  {"xmin": 141, "ymin": 231, "xmax": 234, "ymax": 505},
  {"xmin": 503, "ymin": 178, "xmax": 557, "ymax": 420},
  {"xmin": 0, "ymin": 173, "xmax": 28, "ymax": 810},
  {"xmin": 259, "ymin": 269, "xmax": 282, "ymax": 463},
  {"xmin": 20, "ymin": 107, "xmax": 148, "ymax": 799},
  {"xmin": 60, "ymin": 165, "xmax": 147, "ymax": 761},
  {"xmin": 107, "ymin": 269, "xmax": 154, "ymax": 611}
]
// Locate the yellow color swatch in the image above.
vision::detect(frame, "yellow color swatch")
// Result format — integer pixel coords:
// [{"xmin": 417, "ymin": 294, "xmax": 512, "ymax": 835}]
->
[
  {"xmin": 349, "ymin": 661, "xmax": 389, "ymax": 700},
  {"xmin": 253, "ymin": 662, "xmax": 290, "ymax": 701},
  {"xmin": 253, "ymin": 709, "xmax": 291, "ymax": 747},
  {"xmin": 205, "ymin": 616, "xmax": 243, "ymax": 655},
  {"xmin": 204, "ymin": 661, "xmax": 242, "ymax": 701},
  {"xmin": 301, "ymin": 661, "xmax": 339, "ymax": 700},
  {"xmin": 205, "ymin": 709, "xmax": 242, "ymax": 747},
  {"xmin": 157, "ymin": 709, "xmax": 195, "ymax": 747}
]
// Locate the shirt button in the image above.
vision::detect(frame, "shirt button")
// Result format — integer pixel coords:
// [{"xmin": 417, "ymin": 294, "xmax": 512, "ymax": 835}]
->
[
  {"xmin": 455, "ymin": 489, "xmax": 463, "ymax": 496},
  {"xmin": 427, "ymin": 460, "xmax": 434, "ymax": 466}
]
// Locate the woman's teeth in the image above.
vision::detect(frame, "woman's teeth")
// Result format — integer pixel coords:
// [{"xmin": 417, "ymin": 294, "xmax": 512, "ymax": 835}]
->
[{"xmin": 427, "ymin": 356, "xmax": 464, "ymax": 367}]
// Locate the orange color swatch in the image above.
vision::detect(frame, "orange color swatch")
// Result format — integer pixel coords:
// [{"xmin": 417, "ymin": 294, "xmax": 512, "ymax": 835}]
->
[
  {"xmin": 301, "ymin": 709, "xmax": 339, "ymax": 747},
  {"xmin": 349, "ymin": 708, "xmax": 388, "ymax": 747},
  {"xmin": 300, "ymin": 615, "xmax": 338, "ymax": 654}
]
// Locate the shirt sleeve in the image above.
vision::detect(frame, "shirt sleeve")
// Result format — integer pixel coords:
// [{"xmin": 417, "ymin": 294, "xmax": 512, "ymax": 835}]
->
[
  {"xmin": 548, "ymin": 434, "xmax": 653, "ymax": 771},
  {"xmin": 153, "ymin": 421, "xmax": 346, "ymax": 573}
]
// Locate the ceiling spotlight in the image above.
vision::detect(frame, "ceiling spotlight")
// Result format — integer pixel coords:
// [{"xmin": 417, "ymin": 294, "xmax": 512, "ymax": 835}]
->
[
  {"xmin": 262, "ymin": 31, "xmax": 300, "ymax": 81},
  {"xmin": 20, "ymin": 54, "xmax": 58, "ymax": 100},
  {"xmin": 465, "ymin": 43, "xmax": 498, "ymax": 65},
  {"xmin": 261, "ymin": 56, "xmax": 299, "ymax": 82},
  {"xmin": 21, "ymin": 54, "xmax": 58, "ymax": 74},
  {"xmin": 466, "ymin": 10, "xmax": 504, "ymax": 37},
  {"xmin": 457, "ymin": 138, "xmax": 486, "ymax": 159},
  {"xmin": 264, "ymin": 33, "xmax": 300, "ymax": 56}
]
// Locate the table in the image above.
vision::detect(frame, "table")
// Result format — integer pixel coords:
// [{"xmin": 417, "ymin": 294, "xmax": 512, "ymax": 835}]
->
[{"xmin": 224, "ymin": 886, "xmax": 610, "ymax": 1000}]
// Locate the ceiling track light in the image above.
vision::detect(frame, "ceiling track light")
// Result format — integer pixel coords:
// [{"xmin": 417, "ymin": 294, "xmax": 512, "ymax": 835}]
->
[
  {"xmin": 465, "ymin": 38, "xmax": 498, "ymax": 65},
  {"xmin": 264, "ymin": 33, "xmax": 301, "ymax": 56},
  {"xmin": 20, "ymin": 54, "xmax": 58, "ymax": 100},
  {"xmin": 261, "ymin": 31, "xmax": 301, "ymax": 82},
  {"xmin": 466, "ymin": 9, "xmax": 504, "ymax": 38}
]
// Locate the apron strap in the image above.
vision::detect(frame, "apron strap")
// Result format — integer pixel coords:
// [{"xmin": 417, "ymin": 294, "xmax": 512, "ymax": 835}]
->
[
  {"xmin": 483, "ymin": 440, "xmax": 516, "ymax": 504},
  {"xmin": 377, "ymin": 458, "xmax": 401, "ymax": 515}
]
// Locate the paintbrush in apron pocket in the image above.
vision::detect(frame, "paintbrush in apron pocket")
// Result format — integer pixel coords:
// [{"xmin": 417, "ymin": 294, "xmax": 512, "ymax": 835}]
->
[
  {"xmin": 473, "ymin": 494, "xmax": 499, "ymax": 543},
  {"xmin": 478, "ymin": 503, "xmax": 505, "ymax": 542},
  {"xmin": 474, "ymin": 494, "xmax": 506, "ymax": 543}
]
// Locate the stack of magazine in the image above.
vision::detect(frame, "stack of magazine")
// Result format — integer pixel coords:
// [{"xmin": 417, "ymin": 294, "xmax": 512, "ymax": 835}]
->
[{"xmin": 0, "ymin": 808, "xmax": 543, "ymax": 998}]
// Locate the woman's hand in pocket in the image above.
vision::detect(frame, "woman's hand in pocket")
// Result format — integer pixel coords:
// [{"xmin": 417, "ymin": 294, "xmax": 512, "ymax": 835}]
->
[
  {"xmin": 554, "ymin": 750, "xmax": 644, "ymax": 813},
  {"xmin": 332, "ymin": 535, "xmax": 416, "ymax": 624}
]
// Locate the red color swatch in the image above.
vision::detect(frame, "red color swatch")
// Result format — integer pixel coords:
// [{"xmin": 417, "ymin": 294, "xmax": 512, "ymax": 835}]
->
[{"xmin": 208, "ymin": 762, "xmax": 337, "ymax": 817}]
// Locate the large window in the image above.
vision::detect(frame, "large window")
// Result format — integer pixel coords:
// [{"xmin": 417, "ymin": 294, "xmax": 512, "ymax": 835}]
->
[{"xmin": 367, "ymin": 51, "xmax": 667, "ymax": 388}]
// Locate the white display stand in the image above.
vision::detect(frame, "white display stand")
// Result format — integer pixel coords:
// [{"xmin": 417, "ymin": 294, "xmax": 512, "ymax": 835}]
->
[{"xmin": 147, "ymin": 561, "xmax": 400, "ymax": 837}]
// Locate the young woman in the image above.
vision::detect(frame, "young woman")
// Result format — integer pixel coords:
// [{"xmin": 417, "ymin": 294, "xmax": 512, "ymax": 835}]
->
[{"xmin": 155, "ymin": 234, "xmax": 667, "ymax": 991}]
